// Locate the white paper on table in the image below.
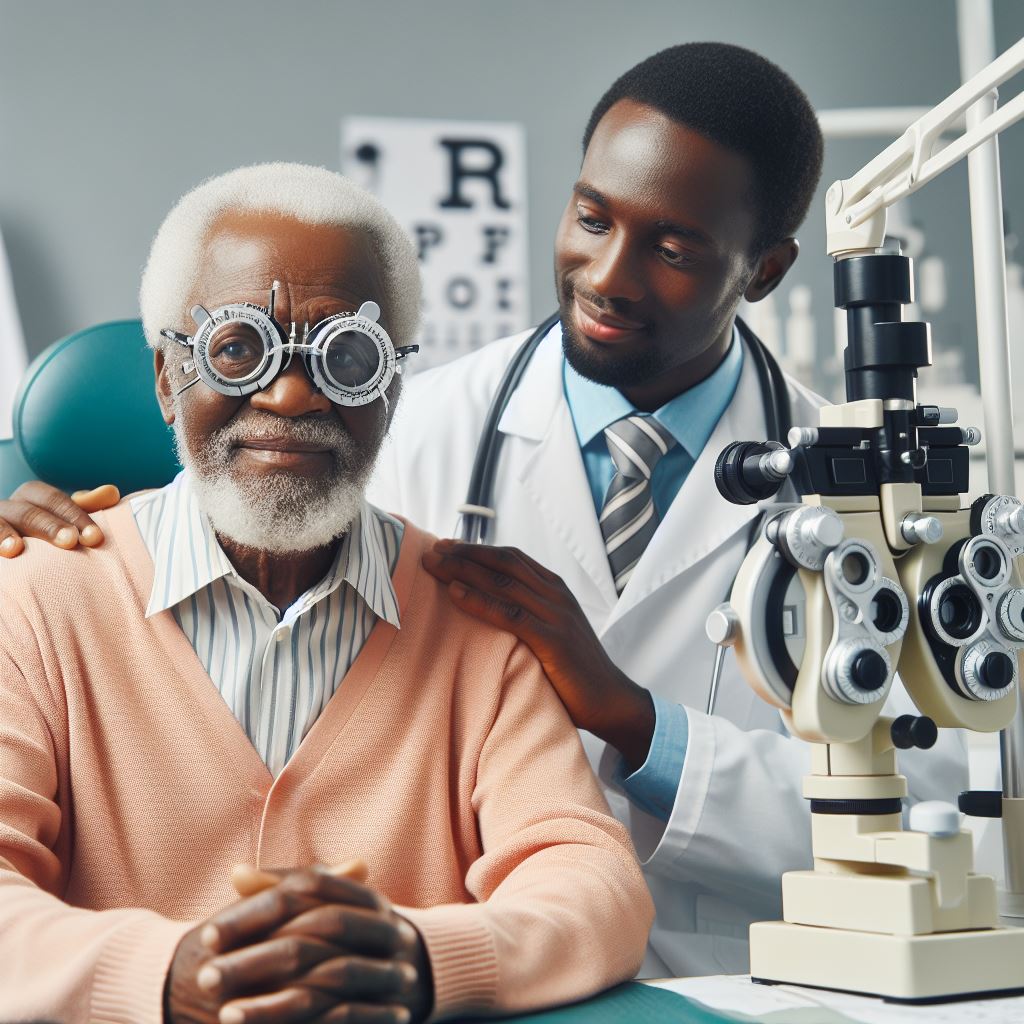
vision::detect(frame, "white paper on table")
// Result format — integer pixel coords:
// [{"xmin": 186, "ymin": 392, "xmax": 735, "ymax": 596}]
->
[{"xmin": 647, "ymin": 975, "xmax": 1024, "ymax": 1023}]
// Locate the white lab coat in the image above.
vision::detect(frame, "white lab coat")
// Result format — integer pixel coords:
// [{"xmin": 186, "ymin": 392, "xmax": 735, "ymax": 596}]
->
[{"xmin": 368, "ymin": 322, "xmax": 968, "ymax": 979}]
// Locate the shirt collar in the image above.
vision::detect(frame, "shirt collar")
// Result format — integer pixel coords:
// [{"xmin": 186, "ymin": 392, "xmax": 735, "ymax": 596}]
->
[
  {"xmin": 131, "ymin": 471, "xmax": 401, "ymax": 627},
  {"xmin": 563, "ymin": 324, "xmax": 744, "ymax": 459}
]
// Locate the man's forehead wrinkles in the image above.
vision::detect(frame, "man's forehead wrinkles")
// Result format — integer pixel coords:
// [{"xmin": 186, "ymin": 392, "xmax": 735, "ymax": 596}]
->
[
  {"xmin": 194, "ymin": 264, "xmax": 371, "ymax": 304},
  {"xmin": 189, "ymin": 215, "xmax": 388, "ymax": 331},
  {"xmin": 274, "ymin": 289, "xmax": 364, "ymax": 323}
]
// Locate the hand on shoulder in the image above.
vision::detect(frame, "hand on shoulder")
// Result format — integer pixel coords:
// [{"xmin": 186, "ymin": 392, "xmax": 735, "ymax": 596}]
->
[{"xmin": 0, "ymin": 482, "xmax": 118, "ymax": 557}]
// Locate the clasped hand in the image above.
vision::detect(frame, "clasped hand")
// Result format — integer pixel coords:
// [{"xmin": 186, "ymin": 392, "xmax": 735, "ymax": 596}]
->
[{"xmin": 167, "ymin": 863, "xmax": 431, "ymax": 1024}]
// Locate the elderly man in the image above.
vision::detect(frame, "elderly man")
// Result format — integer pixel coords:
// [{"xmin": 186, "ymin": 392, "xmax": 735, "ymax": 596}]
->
[{"xmin": 0, "ymin": 163, "xmax": 652, "ymax": 1024}]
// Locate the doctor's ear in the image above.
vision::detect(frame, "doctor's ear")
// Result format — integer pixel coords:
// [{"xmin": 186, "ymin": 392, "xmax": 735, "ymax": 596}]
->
[
  {"xmin": 154, "ymin": 349, "xmax": 176, "ymax": 426},
  {"xmin": 743, "ymin": 238, "xmax": 799, "ymax": 303}
]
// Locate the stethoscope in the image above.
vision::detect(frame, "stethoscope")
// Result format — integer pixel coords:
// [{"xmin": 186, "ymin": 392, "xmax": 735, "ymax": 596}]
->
[{"xmin": 456, "ymin": 313, "xmax": 794, "ymax": 545}]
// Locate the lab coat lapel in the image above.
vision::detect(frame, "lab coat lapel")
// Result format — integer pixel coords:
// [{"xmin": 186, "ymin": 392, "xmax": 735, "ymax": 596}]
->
[
  {"xmin": 602, "ymin": 343, "xmax": 768, "ymax": 632},
  {"xmin": 498, "ymin": 325, "xmax": 619, "ymax": 613}
]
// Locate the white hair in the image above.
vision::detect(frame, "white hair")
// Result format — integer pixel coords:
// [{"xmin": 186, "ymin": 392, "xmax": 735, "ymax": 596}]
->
[{"xmin": 139, "ymin": 162, "xmax": 421, "ymax": 350}]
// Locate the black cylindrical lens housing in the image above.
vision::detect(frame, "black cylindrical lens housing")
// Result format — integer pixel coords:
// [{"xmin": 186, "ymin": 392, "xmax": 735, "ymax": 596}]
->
[{"xmin": 835, "ymin": 254, "xmax": 931, "ymax": 404}]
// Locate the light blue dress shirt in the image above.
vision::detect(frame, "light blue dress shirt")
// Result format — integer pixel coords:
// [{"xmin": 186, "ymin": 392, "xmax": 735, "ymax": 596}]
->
[{"xmin": 563, "ymin": 325, "xmax": 744, "ymax": 820}]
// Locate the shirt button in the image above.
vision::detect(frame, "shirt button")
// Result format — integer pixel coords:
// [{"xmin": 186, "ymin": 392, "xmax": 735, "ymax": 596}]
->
[{"xmin": 276, "ymin": 630, "xmax": 288, "ymax": 643}]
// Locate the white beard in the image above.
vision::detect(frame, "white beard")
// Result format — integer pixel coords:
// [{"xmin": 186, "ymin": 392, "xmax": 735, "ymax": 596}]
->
[{"xmin": 172, "ymin": 408, "xmax": 379, "ymax": 555}]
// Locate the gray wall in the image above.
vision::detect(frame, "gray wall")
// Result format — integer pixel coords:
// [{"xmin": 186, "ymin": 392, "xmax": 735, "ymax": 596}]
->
[{"xmin": 2, "ymin": 0, "xmax": 1023, "ymax": 395}]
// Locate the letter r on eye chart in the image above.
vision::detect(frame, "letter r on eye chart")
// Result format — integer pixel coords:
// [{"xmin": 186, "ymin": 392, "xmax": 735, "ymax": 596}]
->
[{"xmin": 341, "ymin": 116, "xmax": 530, "ymax": 372}]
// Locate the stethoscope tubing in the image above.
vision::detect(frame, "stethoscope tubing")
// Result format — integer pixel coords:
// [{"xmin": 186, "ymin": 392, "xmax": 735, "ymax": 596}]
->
[{"xmin": 458, "ymin": 314, "xmax": 793, "ymax": 545}]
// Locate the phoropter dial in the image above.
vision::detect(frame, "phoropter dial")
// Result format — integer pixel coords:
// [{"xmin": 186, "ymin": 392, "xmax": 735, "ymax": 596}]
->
[
  {"xmin": 957, "ymin": 639, "xmax": 1017, "ymax": 701},
  {"xmin": 827, "ymin": 638, "xmax": 893, "ymax": 705},
  {"xmin": 972, "ymin": 494, "xmax": 1024, "ymax": 558},
  {"xmin": 926, "ymin": 575, "xmax": 986, "ymax": 649},
  {"xmin": 997, "ymin": 589, "xmax": 1024, "ymax": 643},
  {"xmin": 960, "ymin": 534, "xmax": 1013, "ymax": 590},
  {"xmin": 921, "ymin": 525, "xmax": 1024, "ymax": 701},
  {"xmin": 821, "ymin": 539, "xmax": 909, "ymax": 706},
  {"xmin": 767, "ymin": 505, "xmax": 845, "ymax": 571}
]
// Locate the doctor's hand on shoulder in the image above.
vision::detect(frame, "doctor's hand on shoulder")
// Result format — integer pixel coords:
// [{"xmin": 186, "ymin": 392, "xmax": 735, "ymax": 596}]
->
[
  {"xmin": 423, "ymin": 539, "xmax": 656, "ymax": 771},
  {"xmin": 0, "ymin": 480, "xmax": 118, "ymax": 556}
]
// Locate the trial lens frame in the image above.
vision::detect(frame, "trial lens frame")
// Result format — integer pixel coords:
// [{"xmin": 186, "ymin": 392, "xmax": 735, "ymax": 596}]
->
[{"xmin": 160, "ymin": 281, "xmax": 418, "ymax": 412}]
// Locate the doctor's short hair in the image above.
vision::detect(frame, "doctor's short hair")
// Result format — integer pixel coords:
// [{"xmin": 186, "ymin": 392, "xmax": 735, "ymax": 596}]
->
[
  {"xmin": 583, "ymin": 42, "xmax": 824, "ymax": 257},
  {"xmin": 139, "ymin": 162, "xmax": 421, "ymax": 351}
]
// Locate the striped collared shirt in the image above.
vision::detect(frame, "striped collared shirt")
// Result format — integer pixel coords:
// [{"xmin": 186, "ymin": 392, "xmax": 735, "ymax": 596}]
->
[{"xmin": 131, "ymin": 471, "xmax": 403, "ymax": 777}]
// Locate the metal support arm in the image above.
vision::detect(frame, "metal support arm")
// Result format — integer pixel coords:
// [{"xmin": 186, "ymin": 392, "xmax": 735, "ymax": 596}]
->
[{"xmin": 825, "ymin": 35, "xmax": 1024, "ymax": 255}]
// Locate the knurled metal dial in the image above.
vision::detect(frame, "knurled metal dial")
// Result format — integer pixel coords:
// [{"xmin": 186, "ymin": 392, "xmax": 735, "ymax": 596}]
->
[
  {"xmin": 997, "ymin": 589, "xmax": 1024, "ymax": 643},
  {"xmin": 825, "ymin": 637, "xmax": 893, "ymax": 705},
  {"xmin": 773, "ymin": 505, "xmax": 844, "ymax": 570},
  {"xmin": 958, "ymin": 639, "xmax": 1017, "ymax": 701},
  {"xmin": 976, "ymin": 495, "xmax": 1024, "ymax": 558}
]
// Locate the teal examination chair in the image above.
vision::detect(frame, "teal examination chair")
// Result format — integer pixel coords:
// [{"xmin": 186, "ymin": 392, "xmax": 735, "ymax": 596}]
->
[{"xmin": 1, "ymin": 319, "xmax": 180, "ymax": 499}]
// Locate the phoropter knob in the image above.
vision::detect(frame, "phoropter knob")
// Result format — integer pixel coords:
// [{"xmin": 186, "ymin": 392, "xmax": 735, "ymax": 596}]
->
[
  {"xmin": 980, "ymin": 651, "xmax": 1015, "ymax": 690},
  {"xmin": 850, "ymin": 650, "xmax": 888, "ymax": 692},
  {"xmin": 996, "ymin": 504, "xmax": 1024, "ymax": 537},
  {"xmin": 705, "ymin": 604, "xmax": 740, "ymax": 647},
  {"xmin": 800, "ymin": 512, "xmax": 844, "ymax": 549},
  {"xmin": 769, "ymin": 506, "xmax": 844, "ymax": 571},
  {"xmin": 714, "ymin": 440, "xmax": 792, "ymax": 505},
  {"xmin": 997, "ymin": 589, "xmax": 1024, "ymax": 643},
  {"xmin": 971, "ymin": 494, "xmax": 1024, "ymax": 548},
  {"xmin": 901, "ymin": 514, "xmax": 943, "ymax": 546},
  {"xmin": 826, "ymin": 639, "xmax": 891, "ymax": 704},
  {"xmin": 960, "ymin": 640, "xmax": 1017, "ymax": 700},
  {"xmin": 890, "ymin": 714, "xmax": 938, "ymax": 750}
]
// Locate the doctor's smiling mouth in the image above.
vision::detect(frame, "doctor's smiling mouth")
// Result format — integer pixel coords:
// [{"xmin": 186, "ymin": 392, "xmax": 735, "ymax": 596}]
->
[
  {"xmin": 557, "ymin": 275, "xmax": 667, "ymax": 393},
  {"xmin": 571, "ymin": 290, "xmax": 650, "ymax": 344}
]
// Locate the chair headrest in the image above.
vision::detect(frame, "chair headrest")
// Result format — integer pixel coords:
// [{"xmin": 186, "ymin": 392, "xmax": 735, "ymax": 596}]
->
[{"xmin": 14, "ymin": 319, "xmax": 181, "ymax": 495}]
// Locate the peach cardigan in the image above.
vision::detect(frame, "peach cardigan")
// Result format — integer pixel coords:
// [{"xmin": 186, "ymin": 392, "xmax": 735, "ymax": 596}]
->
[{"xmin": 0, "ymin": 502, "xmax": 652, "ymax": 1022}]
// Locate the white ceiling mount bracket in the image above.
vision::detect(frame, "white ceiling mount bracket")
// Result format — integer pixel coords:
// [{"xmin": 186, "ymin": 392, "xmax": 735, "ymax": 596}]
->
[{"xmin": 824, "ymin": 35, "xmax": 1024, "ymax": 258}]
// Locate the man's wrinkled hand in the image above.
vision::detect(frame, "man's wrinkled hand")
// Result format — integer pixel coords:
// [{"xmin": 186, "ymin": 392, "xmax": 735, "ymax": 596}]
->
[
  {"xmin": 0, "ymin": 481, "xmax": 118, "ymax": 557},
  {"xmin": 422, "ymin": 539, "xmax": 655, "ymax": 770},
  {"xmin": 165, "ymin": 865, "xmax": 432, "ymax": 1024}
]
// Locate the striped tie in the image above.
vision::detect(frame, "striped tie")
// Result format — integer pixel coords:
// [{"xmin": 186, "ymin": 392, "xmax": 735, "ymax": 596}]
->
[{"xmin": 601, "ymin": 415, "xmax": 677, "ymax": 594}]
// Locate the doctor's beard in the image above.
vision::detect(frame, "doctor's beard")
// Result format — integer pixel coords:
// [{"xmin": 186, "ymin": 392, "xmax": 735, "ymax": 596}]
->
[
  {"xmin": 171, "ymin": 405, "xmax": 380, "ymax": 555},
  {"xmin": 558, "ymin": 284, "xmax": 663, "ymax": 389}
]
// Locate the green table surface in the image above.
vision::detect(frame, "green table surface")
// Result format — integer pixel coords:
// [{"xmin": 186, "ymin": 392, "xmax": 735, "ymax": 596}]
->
[{"xmin": 457, "ymin": 982, "xmax": 737, "ymax": 1023}]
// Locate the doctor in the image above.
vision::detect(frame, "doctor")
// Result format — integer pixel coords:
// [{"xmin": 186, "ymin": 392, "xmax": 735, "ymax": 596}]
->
[
  {"xmin": 1, "ymin": 42, "xmax": 966, "ymax": 978},
  {"xmin": 377, "ymin": 41, "xmax": 966, "ymax": 977}
]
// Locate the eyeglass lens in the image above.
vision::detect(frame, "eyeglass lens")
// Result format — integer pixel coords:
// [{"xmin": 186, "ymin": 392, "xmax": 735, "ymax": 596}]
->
[
  {"xmin": 322, "ymin": 331, "xmax": 382, "ymax": 389},
  {"xmin": 207, "ymin": 322, "xmax": 267, "ymax": 382}
]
